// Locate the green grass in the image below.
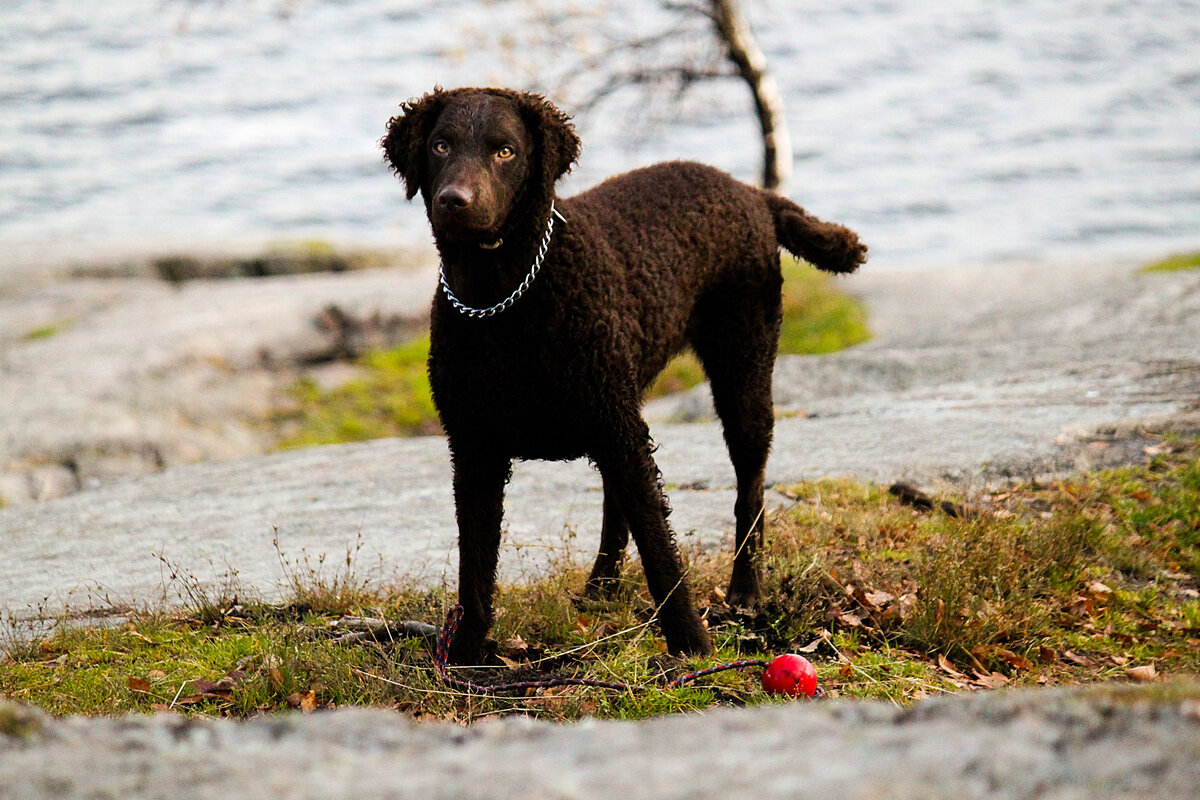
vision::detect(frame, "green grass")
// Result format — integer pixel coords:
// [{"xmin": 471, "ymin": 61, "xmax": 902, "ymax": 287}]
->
[
  {"xmin": 4, "ymin": 438, "xmax": 1197, "ymax": 720},
  {"xmin": 777, "ymin": 258, "xmax": 871, "ymax": 355},
  {"xmin": 1142, "ymin": 251, "xmax": 1200, "ymax": 273},
  {"xmin": 274, "ymin": 336, "xmax": 440, "ymax": 448},
  {"xmin": 22, "ymin": 321, "xmax": 72, "ymax": 341},
  {"xmin": 272, "ymin": 257, "xmax": 869, "ymax": 447}
]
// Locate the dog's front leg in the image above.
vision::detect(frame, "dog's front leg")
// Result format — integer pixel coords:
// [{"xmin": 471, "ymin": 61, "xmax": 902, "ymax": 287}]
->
[
  {"xmin": 595, "ymin": 429, "xmax": 713, "ymax": 657},
  {"xmin": 448, "ymin": 448, "xmax": 512, "ymax": 665}
]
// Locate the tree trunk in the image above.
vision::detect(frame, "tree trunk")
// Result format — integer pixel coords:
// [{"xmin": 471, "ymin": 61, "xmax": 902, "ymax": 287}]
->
[{"xmin": 710, "ymin": 0, "xmax": 792, "ymax": 192}]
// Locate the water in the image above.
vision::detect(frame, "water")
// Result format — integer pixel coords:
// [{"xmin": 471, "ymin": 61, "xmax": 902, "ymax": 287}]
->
[{"xmin": 1, "ymin": 0, "xmax": 1198, "ymax": 273}]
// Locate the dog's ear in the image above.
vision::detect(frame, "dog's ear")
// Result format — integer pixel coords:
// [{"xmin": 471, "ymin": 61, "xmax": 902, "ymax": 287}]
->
[
  {"xmin": 381, "ymin": 90, "xmax": 447, "ymax": 200},
  {"xmin": 517, "ymin": 93, "xmax": 581, "ymax": 192}
]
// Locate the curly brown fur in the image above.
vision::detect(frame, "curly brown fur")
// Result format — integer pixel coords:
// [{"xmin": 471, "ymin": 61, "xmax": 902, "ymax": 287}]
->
[{"xmin": 382, "ymin": 87, "xmax": 866, "ymax": 663}]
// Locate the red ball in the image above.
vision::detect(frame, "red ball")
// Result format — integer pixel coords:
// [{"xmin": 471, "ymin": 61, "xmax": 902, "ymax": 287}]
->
[{"xmin": 761, "ymin": 654, "xmax": 818, "ymax": 698}]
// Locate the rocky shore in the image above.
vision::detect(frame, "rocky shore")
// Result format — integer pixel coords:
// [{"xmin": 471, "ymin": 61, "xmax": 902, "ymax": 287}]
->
[{"xmin": 1, "ymin": 253, "xmax": 1199, "ymax": 797}]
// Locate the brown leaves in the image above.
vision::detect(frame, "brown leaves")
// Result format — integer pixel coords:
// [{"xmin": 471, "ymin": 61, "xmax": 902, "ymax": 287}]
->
[
  {"xmin": 936, "ymin": 654, "xmax": 966, "ymax": 682},
  {"xmin": 1124, "ymin": 664, "xmax": 1158, "ymax": 683},
  {"xmin": 127, "ymin": 676, "xmax": 153, "ymax": 693},
  {"xmin": 127, "ymin": 656, "xmax": 293, "ymax": 713},
  {"xmin": 995, "ymin": 648, "xmax": 1034, "ymax": 672},
  {"xmin": 933, "ymin": 645, "xmax": 1040, "ymax": 689},
  {"xmin": 170, "ymin": 671, "xmax": 245, "ymax": 707},
  {"xmin": 825, "ymin": 565, "xmax": 918, "ymax": 636},
  {"xmin": 970, "ymin": 670, "xmax": 1010, "ymax": 689},
  {"xmin": 287, "ymin": 690, "xmax": 319, "ymax": 713}
]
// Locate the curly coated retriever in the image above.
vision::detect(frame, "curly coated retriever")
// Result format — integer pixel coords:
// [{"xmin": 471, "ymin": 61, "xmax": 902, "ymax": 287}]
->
[{"xmin": 382, "ymin": 87, "xmax": 866, "ymax": 663}]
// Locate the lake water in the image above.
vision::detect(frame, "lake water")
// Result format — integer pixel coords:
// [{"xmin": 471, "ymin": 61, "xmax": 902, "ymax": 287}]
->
[{"xmin": 2, "ymin": 0, "xmax": 1198, "ymax": 273}]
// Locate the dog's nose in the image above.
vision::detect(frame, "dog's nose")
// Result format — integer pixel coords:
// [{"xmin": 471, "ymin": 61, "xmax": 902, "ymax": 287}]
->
[{"xmin": 436, "ymin": 186, "xmax": 474, "ymax": 210}]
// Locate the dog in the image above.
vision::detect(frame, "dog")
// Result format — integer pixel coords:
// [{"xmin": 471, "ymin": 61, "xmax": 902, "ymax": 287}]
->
[{"xmin": 382, "ymin": 87, "xmax": 865, "ymax": 662}]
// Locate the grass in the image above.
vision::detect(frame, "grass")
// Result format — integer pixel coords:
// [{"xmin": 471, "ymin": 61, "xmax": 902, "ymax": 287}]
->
[
  {"xmin": 271, "ymin": 257, "xmax": 869, "ymax": 447},
  {"xmin": 1142, "ymin": 251, "xmax": 1200, "ymax": 273},
  {"xmin": 274, "ymin": 336, "xmax": 440, "ymax": 448},
  {"xmin": 22, "ymin": 321, "xmax": 72, "ymax": 341},
  {"xmin": 4, "ymin": 438, "xmax": 1197, "ymax": 720},
  {"xmin": 152, "ymin": 239, "xmax": 402, "ymax": 283}
]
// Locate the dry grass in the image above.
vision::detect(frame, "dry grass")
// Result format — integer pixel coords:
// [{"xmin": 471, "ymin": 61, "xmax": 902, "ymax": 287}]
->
[{"xmin": 3, "ymin": 438, "xmax": 1197, "ymax": 720}]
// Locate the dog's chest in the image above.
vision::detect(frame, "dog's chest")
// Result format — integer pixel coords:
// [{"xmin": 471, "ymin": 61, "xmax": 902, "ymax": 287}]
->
[{"xmin": 429, "ymin": 315, "xmax": 606, "ymax": 459}]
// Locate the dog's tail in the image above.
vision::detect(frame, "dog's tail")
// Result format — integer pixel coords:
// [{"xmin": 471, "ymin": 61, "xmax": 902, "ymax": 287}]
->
[{"xmin": 766, "ymin": 193, "xmax": 866, "ymax": 274}]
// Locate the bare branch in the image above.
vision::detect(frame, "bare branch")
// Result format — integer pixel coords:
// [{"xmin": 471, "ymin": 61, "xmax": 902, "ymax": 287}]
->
[
  {"xmin": 575, "ymin": 64, "xmax": 733, "ymax": 114},
  {"xmin": 709, "ymin": 0, "xmax": 792, "ymax": 190},
  {"xmin": 663, "ymin": 1, "xmax": 716, "ymax": 21}
]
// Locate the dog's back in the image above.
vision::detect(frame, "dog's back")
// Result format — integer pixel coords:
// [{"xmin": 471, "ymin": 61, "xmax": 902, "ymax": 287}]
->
[{"xmin": 558, "ymin": 160, "xmax": 864, "ymax": 392}]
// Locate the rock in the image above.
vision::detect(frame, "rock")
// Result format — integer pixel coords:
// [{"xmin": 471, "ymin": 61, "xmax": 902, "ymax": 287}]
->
[
  {"xmin": 1, "ymin": 684, "xmax": 1198, "ymax": 799},
  {"xmin": 1, "ymin": 257, "xmax": 1198, "ymax": 618},
  {"xmin": 0, "ymin": 266, "xmax": 435, "ymax": 507}
]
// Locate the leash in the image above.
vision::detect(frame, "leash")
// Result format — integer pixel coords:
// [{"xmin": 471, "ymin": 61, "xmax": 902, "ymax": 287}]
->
[{"xmin": 432, "ymin": 604, "xmax": 822, "ymax": 697}]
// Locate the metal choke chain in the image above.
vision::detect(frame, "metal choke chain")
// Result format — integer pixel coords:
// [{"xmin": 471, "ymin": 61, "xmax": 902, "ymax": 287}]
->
[{"xmin": 439, "ymin": 203, "xmax": 560, "ymax": 318}]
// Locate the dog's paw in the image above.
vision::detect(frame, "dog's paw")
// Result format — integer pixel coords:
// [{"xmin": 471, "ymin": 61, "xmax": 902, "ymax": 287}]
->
[{"xmin": 724, "ymin": 588, "xmax": 762, "ymax": 613}]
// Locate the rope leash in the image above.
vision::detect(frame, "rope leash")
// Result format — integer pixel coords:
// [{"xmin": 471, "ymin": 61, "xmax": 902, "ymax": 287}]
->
[{"xmin": 432, "ymin": 604, "xmax": 823, "ymax": 697}]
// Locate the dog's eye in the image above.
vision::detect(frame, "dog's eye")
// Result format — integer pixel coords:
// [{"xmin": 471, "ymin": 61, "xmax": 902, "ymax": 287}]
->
[
  {"xmin": 497, "ymin": 145, "xmax": 515, "ymax": 160},
  {"xmin": 432, "ymin": 140, "xmax": 449, "ymax": 155}
]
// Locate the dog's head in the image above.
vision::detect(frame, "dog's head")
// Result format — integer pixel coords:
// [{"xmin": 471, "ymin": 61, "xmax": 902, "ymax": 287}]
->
[{"xmin": 382, "ymin": 87, "xmax": 580, "ymax": 244}]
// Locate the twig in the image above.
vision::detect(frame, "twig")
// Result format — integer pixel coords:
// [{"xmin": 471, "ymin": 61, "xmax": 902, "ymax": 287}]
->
[{"xmin": 330, "ymin": 617, "xmax": 439, "ymax": 646}]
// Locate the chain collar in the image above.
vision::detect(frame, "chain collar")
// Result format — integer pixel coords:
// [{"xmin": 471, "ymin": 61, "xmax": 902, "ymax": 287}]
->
[{"xmin": 438, "ymin": 203, "xmax": 565, "ymax": 318}]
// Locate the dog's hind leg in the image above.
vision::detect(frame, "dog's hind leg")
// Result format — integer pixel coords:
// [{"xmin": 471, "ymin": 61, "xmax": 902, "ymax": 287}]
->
[
  {"xmin": 448, "ymin": 448, "xmax": 512, "ymax": 664},
  {"xmin": 585, "ymin": 470, "xmax": 629, "ymax": 598},
  {"xmin": 692, "ymin": 283, "xmax": 782, "ymax": 610}
]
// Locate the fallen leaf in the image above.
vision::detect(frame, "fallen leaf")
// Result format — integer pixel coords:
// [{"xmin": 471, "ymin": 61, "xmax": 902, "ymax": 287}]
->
[
  {"xmin": 299, "ymin": 690, "xmax": 318, "ymax": 713},
  {"xmin": 500, "ymin": 636, "xmax": 529, "ymax": 659},
  {"xmin": 1062, "ymin": 650, "xmax": 1093, "ymax": 667},
  {"xmin": 970, "ymin": 669, "xmax": 1010, "ymax": 689},
  {"xmin": 863, "ymin": 589, "xmax": 895, "ymax": 609},
  {"xmin": 1125, "ymin": 664, "xmax": 1158, "ymax": 683},
  {"xmin": 147, "ymin": 669, "xmax": 167, "ymax": 680},
  {"xmin": 837, "ymin": 611, "xmax": 863, "ymax": 628},
  {"xmin": 997, "ymin": 649, "xmax": 1034, "ymax": 671},
  {"xmin": 127, "ymin": 677, "xmax": 153, "ymax": 693},
  {"xmin": 936, "ymin": 654, "xmax": 967, "ymax": 679},
  {"xmin": 192, "ymin": 678, "xmax": 234, "ymax": 699},
  {"xmin": 269, "ymin": 668, "xmax": 284, "ymax": 688}
]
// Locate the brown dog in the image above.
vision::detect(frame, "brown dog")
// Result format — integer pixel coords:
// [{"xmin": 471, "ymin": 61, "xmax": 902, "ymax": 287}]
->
[{"xmin": 383, "ymin": 87, "xmax": 865, "ymax": 663}]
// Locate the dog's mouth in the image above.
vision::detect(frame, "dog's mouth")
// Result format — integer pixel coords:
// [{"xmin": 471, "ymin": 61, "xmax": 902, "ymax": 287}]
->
[{"xmin": 431, "ymin": 207, "xmax": 505, "ymax": 246}]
